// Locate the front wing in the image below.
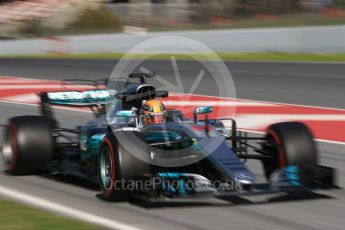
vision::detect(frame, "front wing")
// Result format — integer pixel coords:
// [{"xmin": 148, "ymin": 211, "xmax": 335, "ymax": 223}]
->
[{"xmin": 133, "ymin": 165, "xmax": 336, "ymax": 200}]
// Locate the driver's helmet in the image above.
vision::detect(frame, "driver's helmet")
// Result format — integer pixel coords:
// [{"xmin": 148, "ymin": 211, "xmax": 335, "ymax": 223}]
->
[{"xmin": 141, "ymin": 99, "xmax": 168, "ymax": 125}]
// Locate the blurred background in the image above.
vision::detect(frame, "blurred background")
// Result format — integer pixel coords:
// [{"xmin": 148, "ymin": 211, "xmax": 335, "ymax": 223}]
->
[
  {"xmin": 0, "ymin": 1, "xmax": 345, "ymax": 230},
  {"xmin": 0, "ymin": 0, "xmax": 345, "ymax": 38}
]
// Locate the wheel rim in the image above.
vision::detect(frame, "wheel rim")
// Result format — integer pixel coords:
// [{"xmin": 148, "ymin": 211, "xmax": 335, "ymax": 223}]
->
[
  {"xmin": 1, "ymin": 127, "xmax": 14, "ymax": 168},
  {"xmin": 266, "ymin": 130, "xmax": 286, "ymax": 168},
  {"xmin": 100, "ymin": 148, "xmax": 113, "ymax": 190}
]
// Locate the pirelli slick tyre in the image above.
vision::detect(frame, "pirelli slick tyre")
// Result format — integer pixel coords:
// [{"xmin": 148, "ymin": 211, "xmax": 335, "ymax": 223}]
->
[
  {"xmin": 262, "ymin": 122, "xmax": 318, "ymax": 180},
  {"xmin": 98, "ymin": 132, "xmax": 151, "ymax": 202},
  {"xmin": 1, "ymin": 116, "xmax": 55, "ymax": 175}
]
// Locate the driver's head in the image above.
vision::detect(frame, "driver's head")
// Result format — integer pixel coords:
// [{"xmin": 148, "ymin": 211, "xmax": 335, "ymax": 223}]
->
[{"xmin": 141, "ymin": 99, "xmax": 167, "ymax": 125}]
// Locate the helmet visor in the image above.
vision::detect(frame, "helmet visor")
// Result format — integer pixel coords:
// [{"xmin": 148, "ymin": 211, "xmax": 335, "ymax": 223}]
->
[
  {"xmin": 150, "ymin": 113, "xmax": 166, "ymax": 124},
  {"xmin": 144, "ymin": 112, "xmax": 166, "ymax": 124}
]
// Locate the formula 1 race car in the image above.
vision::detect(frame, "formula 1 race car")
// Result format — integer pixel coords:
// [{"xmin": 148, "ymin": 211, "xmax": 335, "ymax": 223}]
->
[{"xmin": 1, "ymin": 73, "xmax": 336, "ymax": 202}]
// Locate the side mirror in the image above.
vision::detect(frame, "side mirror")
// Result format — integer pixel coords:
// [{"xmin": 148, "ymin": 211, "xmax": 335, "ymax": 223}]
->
[
  {"xmin": 195, "ymin": 106, "xmax": 212, "ymax": 114},
  {"xmin": 116, "ymin": 110, "xmax": 136, "ymax": 117},
  {"xmin": 193, "ymin": 106, "xmax": 213, "ymax": 123}
]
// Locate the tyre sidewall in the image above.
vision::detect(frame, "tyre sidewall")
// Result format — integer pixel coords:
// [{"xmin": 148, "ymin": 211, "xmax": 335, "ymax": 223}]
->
[
  {"xmin": 264, "ymin": 122, "xmax": 318, "ymax": 179},
  {"xmin": 3, "ymin": 116, "xmax": 54, "ymax": 175},
  {"xmin": 99, "ymin": 134, "xmax": 130, "ymax": 201}
]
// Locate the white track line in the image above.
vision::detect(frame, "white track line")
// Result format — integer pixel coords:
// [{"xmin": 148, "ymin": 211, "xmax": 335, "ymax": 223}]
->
[{"xmin": 0, "ymin": 185, "xmax": 142, "ymax": 230}]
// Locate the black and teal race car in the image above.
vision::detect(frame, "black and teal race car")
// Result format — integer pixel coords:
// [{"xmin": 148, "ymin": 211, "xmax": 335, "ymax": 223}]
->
[{"xmin": 1, "ymin": 73, "xmax": 336, "ymax": 202}]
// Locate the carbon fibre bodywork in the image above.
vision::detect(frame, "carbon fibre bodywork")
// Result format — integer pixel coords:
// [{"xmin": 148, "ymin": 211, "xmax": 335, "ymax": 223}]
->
[{"xmin": 34, "ymin": 74, "xmax": 337, "ymax": 198}]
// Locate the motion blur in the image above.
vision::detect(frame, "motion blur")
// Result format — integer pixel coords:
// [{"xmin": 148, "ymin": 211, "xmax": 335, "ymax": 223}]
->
[{"xmin": 0, "ymin": 1, "xmax": 344, "ymax": 230}]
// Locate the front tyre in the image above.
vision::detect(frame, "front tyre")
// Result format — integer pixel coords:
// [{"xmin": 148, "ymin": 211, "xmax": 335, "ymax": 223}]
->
[{"xmin": 262, "ymin": 122, "xmax": 318, "ymax": 180}]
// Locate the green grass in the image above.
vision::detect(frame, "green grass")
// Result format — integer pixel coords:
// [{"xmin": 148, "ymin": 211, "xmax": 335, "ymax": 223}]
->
[
  {"xmin": 3, "ymin": 52, "xmax": 345, "ymax": 62},
  {"xmin": 14, "ymin": 12, "xmax": 345, "ymax": 38},
  {"xmin": 151, "ymin": 13, "xmax": 345, "ymax": 31},
  {"xmin": 0, "ymin": 199, "xmax": 97, "ymax": 230},
  {"xmin": 217, "ymin": 52, "xmax": 345, "ymax": 62},
  {"xmin": 221, "ymin": 13, "xmax": 345, "ymax": 30}
]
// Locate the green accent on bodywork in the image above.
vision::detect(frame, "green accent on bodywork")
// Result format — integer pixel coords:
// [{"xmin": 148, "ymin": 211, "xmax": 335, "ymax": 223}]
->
[
  {"xmin": 116, "ymin": 110, "xmax": 136, "ymax": 117},
  {"xmin": 144, "ymin": 131, "xmax": 182, "ymax": 143},
  {"xmin": 144, "ymin": 130, "xmax": 203, "ymax": 151},
  {"xmin": 285, "ymin": 166, "xmax": 302, "ymax": 187},
  {"xmin": 195, "ymin": 106, "xmax": 213, "ymax": 114},
  {"xmin": 81, "ymin": 133, "xmax": 105, "ymax": 161},
  {"xmin": 157, "ymin": 172, "xmax": 182, "ymax": 178}
]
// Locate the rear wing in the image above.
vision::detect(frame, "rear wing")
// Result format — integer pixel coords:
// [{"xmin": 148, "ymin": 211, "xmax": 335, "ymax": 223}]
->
[
  {"xmin": 61, "ymin": 79, "xmax": 108, "ymax": 89},
  {"xmin": 39, "ymin": 89, "xmax": 114, "ymax": 120},
  {"xmin": 39, "ymin": 74, "xmax": 153, "ymax": 118},
  {"xmin": 40, "ymin": 78, "xmax": 111, "ymax": 106},
  {"xmin": 41, "ymin": 90, "xmax": 114, "ymax": 107}
]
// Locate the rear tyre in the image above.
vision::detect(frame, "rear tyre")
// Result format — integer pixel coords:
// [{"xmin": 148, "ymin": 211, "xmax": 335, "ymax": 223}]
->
[
  {"xmin": 1, "ymin": 116, "xmax": 55, "ymax": 175},
  {"xmin": 98, "ymin": 133, "xmax": 151, "ymax": 202},
  {"xmin": 262, "ymin": 122, "xmax": 318, "ymax": 180}
]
